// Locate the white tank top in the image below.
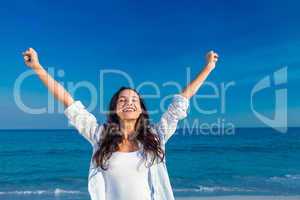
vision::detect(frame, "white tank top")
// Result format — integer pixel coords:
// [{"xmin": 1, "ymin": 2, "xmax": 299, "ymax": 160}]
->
[{"xmin": 102, "ymin": 149, "xmax": 152, "ymax": 200}]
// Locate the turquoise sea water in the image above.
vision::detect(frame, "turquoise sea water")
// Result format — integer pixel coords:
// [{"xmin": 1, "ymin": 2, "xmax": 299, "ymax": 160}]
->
[{"xmin": 0, "ymin": 128, "xmax": 299, "ymax": 199}]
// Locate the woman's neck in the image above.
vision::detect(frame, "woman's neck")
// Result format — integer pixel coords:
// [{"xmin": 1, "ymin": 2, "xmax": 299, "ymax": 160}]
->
[{"xmin": 120, "ymin": 119, "xmax": 136, "ymax": 140}]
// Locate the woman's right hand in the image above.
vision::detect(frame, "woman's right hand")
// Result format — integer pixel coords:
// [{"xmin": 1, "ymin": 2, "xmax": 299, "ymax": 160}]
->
[
  {"xmin": 22, "ymin": 48, "xmax": 41, "ymax": 69},
  {"xmin": 21, "ymin": 47, "xmax": 74, "ymax": 107}
]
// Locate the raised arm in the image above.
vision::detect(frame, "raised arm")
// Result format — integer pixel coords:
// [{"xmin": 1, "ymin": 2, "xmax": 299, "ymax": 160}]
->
[
  {"xmin": 181, "ymin": 50, "xmax": 219, "ymax": 99},
  {"xmin": 155, "ymin": 94, "xmax": 189, "ymax": 144},
  {"xmin": 155, "ymin": 50, "xmax": 219, "ymax": 144},
  {"xmin": 22, "ymin": 48, "xmax": 74, "ymax": 107},
  {"xmin": 22, "ymin": 48, "xmax": 101, "ymax": 145}
]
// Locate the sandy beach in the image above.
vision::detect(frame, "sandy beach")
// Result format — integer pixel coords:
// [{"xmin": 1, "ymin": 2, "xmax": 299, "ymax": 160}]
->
[{"xmin": 177, "ymin": 196, "xmax": 300, "ymax": 200}]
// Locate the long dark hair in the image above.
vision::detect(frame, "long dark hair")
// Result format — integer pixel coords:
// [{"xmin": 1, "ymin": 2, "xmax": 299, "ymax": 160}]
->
[{"xmin": 93, "ymin": 87, "xmax": 165, "ymax": 170}]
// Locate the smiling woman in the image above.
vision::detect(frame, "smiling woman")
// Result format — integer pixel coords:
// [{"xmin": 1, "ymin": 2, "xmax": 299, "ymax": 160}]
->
[
  {"xmin": 92, "ymin": 86, "xmax": 165, "ymax": 172},
  {"xmin": 116, "ymin": 89, "xmax": 142, "ymax": 122},
  {"xmin": 21, "ymin": 47, "xmax": 218, "ymax": 200}
]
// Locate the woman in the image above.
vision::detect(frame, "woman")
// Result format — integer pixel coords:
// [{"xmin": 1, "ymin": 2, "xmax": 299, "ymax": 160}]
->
[{"xmin": 22, "ymin": 48, "xmax": 218, "ymax": 200}]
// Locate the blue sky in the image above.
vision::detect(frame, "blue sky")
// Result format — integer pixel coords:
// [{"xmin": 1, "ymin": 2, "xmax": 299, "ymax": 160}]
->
[{"xmin": 0, "ymin": 0, "xmax": 299, "ymax": 129}]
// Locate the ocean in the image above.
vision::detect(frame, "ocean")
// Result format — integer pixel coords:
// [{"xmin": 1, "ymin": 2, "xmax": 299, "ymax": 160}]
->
[{"xmin": 0, "ymin": 128, "xmax": 299, "ymax": 200}]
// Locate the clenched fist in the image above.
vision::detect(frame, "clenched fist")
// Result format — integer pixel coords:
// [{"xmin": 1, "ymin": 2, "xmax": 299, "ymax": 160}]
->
[
  {"xmin": 205, "ymin": 50, "xmax": 219, "ymax": 71},
  {"xmin": 22, "ymin": 48, "xmax": 40, "ymax": 69}
]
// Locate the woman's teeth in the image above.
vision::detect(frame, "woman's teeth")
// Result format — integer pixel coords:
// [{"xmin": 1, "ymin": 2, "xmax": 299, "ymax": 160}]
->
[{"xmin": 122, "ymin": 108, "xmax": 135, "ymax": 112}]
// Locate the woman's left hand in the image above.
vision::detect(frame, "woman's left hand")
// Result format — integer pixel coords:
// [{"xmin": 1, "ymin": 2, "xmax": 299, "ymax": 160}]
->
[
  {"xmin": 205, "ymin": 50, "xmax": 219, "ymax": 71},
  {"xmin": 180, "ymin": 50, "xmax": 220, "ymax": 100}
]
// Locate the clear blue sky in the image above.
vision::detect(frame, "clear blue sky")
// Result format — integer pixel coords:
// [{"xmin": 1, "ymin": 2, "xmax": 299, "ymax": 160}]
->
[{"xmin": 0, "ymin": 0, "xmax": 299, "ymax": 129}]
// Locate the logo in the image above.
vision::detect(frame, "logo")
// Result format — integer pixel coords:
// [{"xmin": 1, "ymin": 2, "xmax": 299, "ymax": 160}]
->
[{"xmin": 250, "ymin": 67, "xmax": 288, "ymax": 133}]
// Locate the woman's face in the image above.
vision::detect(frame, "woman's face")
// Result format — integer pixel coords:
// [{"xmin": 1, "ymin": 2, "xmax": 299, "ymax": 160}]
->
[{"xmin": 116, "ymin": 89, "xmax": 142, "ymax": 121}]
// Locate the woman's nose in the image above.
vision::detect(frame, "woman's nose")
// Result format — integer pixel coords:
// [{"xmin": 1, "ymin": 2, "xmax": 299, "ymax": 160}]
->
[{"xmin": 127, "ymin": 99, "xmax": 134, "ymax": 105}]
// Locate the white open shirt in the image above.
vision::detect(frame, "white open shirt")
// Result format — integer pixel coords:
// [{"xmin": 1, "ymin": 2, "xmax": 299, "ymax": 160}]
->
[{"xmin": 64, "ymin": 94, "xmax": 189, "ymax": 200}]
